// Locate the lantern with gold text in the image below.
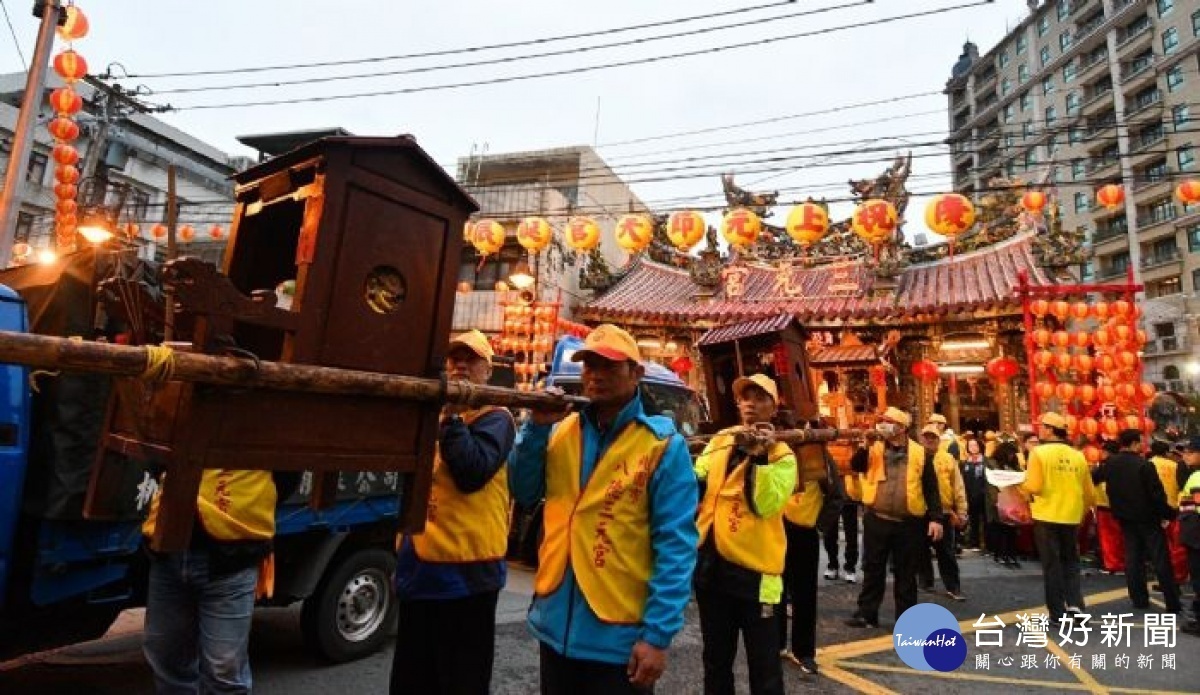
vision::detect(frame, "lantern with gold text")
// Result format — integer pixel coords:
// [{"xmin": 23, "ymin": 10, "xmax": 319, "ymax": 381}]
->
[
  {"xmin": 470, "ymin": 220, "xmax": 506, "ymax": 256},
  {"xmin": 785, "ymin": 202, "xmax": 829, "ymax": 247},
  {"xmin": 1054, "ymin": 352, "xmax": 1073, "ymax": 373},
  {"xmin": 53, "ymin": 50, "xmax": 88, "ymax": 83},
  {"xmin": 1176, "ymin": 180, "xmax": 1200, "ymax": 205},
  {"xmin": 564, "ymin": 216, "xmax": 601, "ymax": 251},
  {"xmin": 1112, "ymin": 300, "xmax": 1132, "ymax": 318},
  {"xmin": 53, "ymin": 184, "xmax": 76, "ymax": 200},
  {"xmin": 1096, "ymin": 184, "xmax": 1124, "ymax": 211},
  {"xmin": 666, "ymin": 211, "xmax": 705, "ymax": 251},
  {"xmin": 924, "ymin": 193, "xmax": 975, "ymax": 242},
  {"xmin": 614, "ymin": 214, "xmax": 653, "ymax": 253},
  {"xmin": 851, "ymin": 199, "xmax": 898, "ymax": 247},
  {"xmin": 1021, "ymin": 190, "xmax": 1047, "ymax": 215},
  {"xmin": 1080, "ymin": 417, "xmax": 1100, "ymax": 438},
  {"xmin": 515, "ymin": 217, "xmax": 553, "ymax": 253},
  {"xmin": 721, "ymin": 208, "xmax": 761, "ymax": 248}
]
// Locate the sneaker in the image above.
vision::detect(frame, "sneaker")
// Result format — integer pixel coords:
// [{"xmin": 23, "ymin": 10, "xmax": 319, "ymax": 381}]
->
[
  {"xmin": 841, "ymin": 570, "xmax": 857, "ymax": 583},
  {"xmin": 845, "ymin": 614, "xmax": 880, "ymax": 628},
  {"xmin": 799, "ymin": 657, "xmax": 819, "ymax": 675},
  {"xmin": 823, "ymin": 568, "xmax": 839, "ymax": 580},
  {"xmin": 946, "ymin": 590, "xmax": 967, "ymax": 601}
]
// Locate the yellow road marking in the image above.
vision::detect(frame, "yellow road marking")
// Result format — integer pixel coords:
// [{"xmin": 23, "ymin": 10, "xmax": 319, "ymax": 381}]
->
[
  {"xmin": 836, "ymin": 659, "xmax": 1094, "ymax": 689},
  {"xmin": 820, "ymin": 661, "xmax": 903, "ymax": 694},
  {"xmin": 1044, "ymin": 639, "xmax": 1106, "ymax": 694}
]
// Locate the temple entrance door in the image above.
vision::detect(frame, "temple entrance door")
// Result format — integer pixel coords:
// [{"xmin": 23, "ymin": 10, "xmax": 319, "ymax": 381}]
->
[{"xmin": 938, "ymin": 377, "xmax": 1001, "ymax": 435}]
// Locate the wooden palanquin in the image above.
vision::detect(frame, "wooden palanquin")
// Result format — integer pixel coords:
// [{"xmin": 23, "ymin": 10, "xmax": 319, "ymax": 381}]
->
[{"xmin": 90, "ymin": 136, "xmax": 477, "ymax": 549}]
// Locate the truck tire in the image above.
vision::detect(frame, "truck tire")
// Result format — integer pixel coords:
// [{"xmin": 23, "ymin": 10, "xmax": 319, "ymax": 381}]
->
[{"xmin": 300, "ymin": 547, "xmax": 397, "ymax": 663}]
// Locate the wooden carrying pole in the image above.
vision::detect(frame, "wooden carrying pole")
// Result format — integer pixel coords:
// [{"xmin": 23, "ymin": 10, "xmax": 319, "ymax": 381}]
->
[
  {"xmin": 687, "ymin": 427, "xmax": 867, "ymax": 454},
  {"xmin": 0, "ymin": 331, "xmax": 587, "ymax": 410}
]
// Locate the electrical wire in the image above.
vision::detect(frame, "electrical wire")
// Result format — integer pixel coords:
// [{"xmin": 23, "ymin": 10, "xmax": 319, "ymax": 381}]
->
[
  {"xmin": 150, "ymin": 1, "xmax": 870, "ymax": 96},
  {"xmin": 162, "ymin": 2, "xmax": 992, "ymax": 111},
  {"xmin": 121, "ymin": 0, "xmax": 805, "ymax": 79},
  {"xmin": 0, "ymin": 0, "xmax": 26, "ymax": 71}
]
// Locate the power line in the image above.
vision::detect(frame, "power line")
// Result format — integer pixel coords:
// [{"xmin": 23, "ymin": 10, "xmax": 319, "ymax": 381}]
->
[
  {"xmin": 0, "ymin": 0, "xmax": 26, "ymax": 71},
  {"xmin": 120, "ymin": 0, "xmax": 803, "ymax": 80},
  {"xmin": 162, "ymin": 1, "xmax": 993, "ymax": 111},
  {"xmin": 150, "ymin": 1, "xmax": 869, "ymax": 96}
]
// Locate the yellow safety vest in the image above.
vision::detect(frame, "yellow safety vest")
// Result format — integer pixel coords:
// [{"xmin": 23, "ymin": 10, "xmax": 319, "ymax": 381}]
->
[
  {"xmin": 1025, "ymin": 442, "xmax": 1093, "ymax": 524},
  {"xmin": 932, "ymin": 451, "xmax": 960, "ymax": 511},
  {"xmin": 695, "ymin": 432, "xmax": 791, "ymax": 575},
  {"xmin": 143, "ymin": 469, "xmax": 276, "ymax": 542},
  {"xmin": 535, "ymin": 414, "xmax": 670, "ymax": 624},
  {"xmin": 843, "ymin": 473, "xmax": 862, "ymax": 502},
  {"xmin": 783, "ymin": 481, "xmax": 824, "ymax": 528},
  {"xmin": 1151, "ymin": 456, "xmax": 1180, "ymax": 510},
  {"xmin": 1093, "ymin": 478, "xmax": 1110, "ymax": 508},
  {"xmin": 411, "ymin": 406, "xmax": 513, "ymax": 562},
  {"xmin": 860, "ymin": 440, "xmax": 928, "ymax": 518}
]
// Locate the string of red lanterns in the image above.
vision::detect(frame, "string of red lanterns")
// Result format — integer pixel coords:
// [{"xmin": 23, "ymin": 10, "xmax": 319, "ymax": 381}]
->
[{"xmin": 48, "ymin": 3, "xmax": 89, "ymax": 253}]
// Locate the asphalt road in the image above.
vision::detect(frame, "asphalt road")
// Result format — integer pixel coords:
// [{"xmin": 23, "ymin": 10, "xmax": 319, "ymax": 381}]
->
[{"xmin": 2, "ymin": 550, "xmax": 1195, "ymax": 694}]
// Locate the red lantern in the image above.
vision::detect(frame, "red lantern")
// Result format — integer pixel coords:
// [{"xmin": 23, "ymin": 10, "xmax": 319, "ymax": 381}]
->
[
  {"xmin": 670, "ymin": 355, "xmax": 694, "ymax": 376},
  {"xmin": 868, "ymin": 365, "xmax": 887, "ymax": 389},
  {"xmin": 1139, "ymin": 382, "xmax": 1156, "ymax": 400},
  {"xmin": 1099, "ymin": 383, "xmax": 1118, "ymax": 403},
  {"xmin": 1103, "ymin": 418, "xmax": 1121, "ymax": 437},
  {"xmin": 1033, "ymin": 328, "xmax": 1051, "ymax": 347},
  {"xmin": 55, "ymin": 199, "xmax": 76, "ymax": 216},
  {"xmin": 53, "ymin": 183, "xmax": 76, "ymax": 199},
  {"xmin": 54, "ymin": 165, "xmax": 79, "ymax": 184},
  {"xmin": 1117, "ymin": 383, "xmax": 1137, "ymax": 401},
  {"xmin": 1097, "ymin": 354, "xmax": 1117, "ymax": 373},
  {"xmin": 1064, "ymin": 414, "xmax": 1079, "ymax": 435},
  {"xmin": 47, "ymin": 117, "xmax": 80, "ymax": 142},
  {"xmin": 1051, "ymin": 300, "xmax": 1071, "ymax": 321},
  {"xmin": 1035, "ymin": 350, "xmax": 1054, "ymax": 370},
  {"xmin": 209, "ymin": 225, "xmax": 224, "ymax": 240},
  {"xmin": 55, "ymin": 212, "xmax": 76, "ymax": 228},
  {"xmin": 151, "ymin": 224, "xmax": 167, "ymax": 240},
  {"xmin": 52, "ymin": 144, "xmax": 78, "ymax": 166},
  {"xmin": 1114, "ymin": 324, "xmax": 1132, "ymax": 344},
  {"xmin": 53, "ymin": 50, "xmax": 88, "ymax": 83},
  {"xmin": 1096, "ymin": 184, "xmax": 1124, "ymax": 210},
  {"xmin": 1083, "ymin": 445, "xmax": 1102, "ymax": 464},
  {"xmin": 1093, "ymin": 327, "xmax": 1112, "ymax": 348},
  {"xmin": 56, "ymin": 5, "xmax": 89, "ymax": 41},
  {"xmin": 1078, "ymin": 384, "xmax": 1097, "ymax": 403},
  {"xmin": 1117, "ymin": 350, "xmax": 1138, "ymax": 370},
  {"xmin": 1022, "ymin": 190, "xmax": 1047, "ymax": 214},
  {"xmin": 1052, "ymin": 330, "xmax": 1071, "ymax": 349},
  {"xmin": 1176, "ymin": 180, "xmax": 1200, "ymax": 205},
  {"xmin": 1134, "ymin": 329, "xmax": 1147, "ymax": 346},
  {"xmin": 179, "ymin": 225, "xmax": 195, "ymax": 243},
  {"xmin": 985, "ymin": 357, "xmax": 1020, "ymax": 383},
  {"xmin": 1073, "ymin": 353, "xmax": 1094, "ymax": 374},
  {"xmin": 1035, "ymin": 381, "xmax": 1055, "ymax": 399},
  {"xmin": 911, "ymin": 359, "xmax": 939, "ymax": 382},
  {"xmin": 1054, "ymin": 352, "xmax": 1073, "ymax": 372},
  {"xmin": 1030, "ymin": 299, "xmax": 1050, "ymax": 318},
  {"xmin": 1092, "ymin": 302, "xmax": 1109, "ymax": 320},
  {"xmin": 1080, "ymin": 417, "xmax": 1100, "ymax": 437},
  {"xmin": 1112, "ymin": 300, "xmax": 1132, "ymax": 318},
  {"xmin": 1123, "ymin": 414, "xmax": 1141, "ymax": 431},
  {"xmin": 1070, "ymin": 302, "xmax": 1090, "ymax": 321},
  {"xmin": 1071, "ymin": 331, "xmax": 1090, "ymax": 349},
  {"xmin": 124, "ymin": 223, "xmax": 140, "ymax": 238},
  {"xmin": 49, "ymin": 87, "xmax": 82, "ymax": 116},
  {"xmin": 1055, "ymin": 382, "xmax": 1076, "ymax": 402}
]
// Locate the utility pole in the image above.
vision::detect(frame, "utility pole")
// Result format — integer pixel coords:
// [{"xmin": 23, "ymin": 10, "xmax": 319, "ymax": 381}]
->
[
  {"xmin": 0, "ymin": 0, "xmax": 61, "ymax": 268},
  {"xmin": 163, "ymin": 165, "xmax": 177, "ymax": 342},
  {"xmin": 78, "ymin": 83, "xmax": 117, "ymax": 182}
]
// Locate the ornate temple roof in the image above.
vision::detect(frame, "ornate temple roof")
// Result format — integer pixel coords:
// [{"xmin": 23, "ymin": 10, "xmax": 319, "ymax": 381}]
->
[{"xmin": 577, "ymin": 232, "xmax": 1054, "ymax": 326}]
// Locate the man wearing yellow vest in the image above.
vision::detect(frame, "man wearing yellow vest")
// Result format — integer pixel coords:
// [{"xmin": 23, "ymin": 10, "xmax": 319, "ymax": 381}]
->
[
  {"xmin": 846, "ymin": 407, "xmax": 944, "ymax": 629},
  {"xmin": 1178, "ymin": 437, "xmax": 1200, "ymax": 635},
  {"xmin": 917, "ymin": 425, "xmax": 968, "ymax": 601},
  {"xmin": 1022, "ymin": 412, "xmax": 1096, "ymax": 626},
  {"xmin": 926, "ymin": 413, "xmax": 960, "ymax": 460},
  {"xmin": 512, "ymin": 324, "xmax": 697, "ymax": 694},
  {"xmin": 1149, "ymin": 440, "xmax": 1189, "ymax": 584},
  {"xmin": 390, "ymin": 329, "xmax": 516, "ymax": 694},
  {"xmin": 142, "ymin": 461, "xmax": 299, "ymax": 692},
  {"xmin": 692, "ymin": 373, "xmax": 797, "ymax": 692}
]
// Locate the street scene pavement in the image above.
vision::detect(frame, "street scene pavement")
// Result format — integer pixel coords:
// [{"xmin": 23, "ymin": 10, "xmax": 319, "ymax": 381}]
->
[{"xmin": 3, "ymin": 546, "xmax": 1194, "ymax": 694}]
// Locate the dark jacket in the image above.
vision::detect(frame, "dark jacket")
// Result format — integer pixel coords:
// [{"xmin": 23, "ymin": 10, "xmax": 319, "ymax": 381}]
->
[
  {"xmin": 849, "ymin": 442, "xmax": 944, "ymax": 522},
  {"xmin": 1092, "ymin": 451, "xmax": 1174, "ymax": 524},
  {"xmin": 961, "ymin": 457, "xmax": 989, "ymax": 501}
]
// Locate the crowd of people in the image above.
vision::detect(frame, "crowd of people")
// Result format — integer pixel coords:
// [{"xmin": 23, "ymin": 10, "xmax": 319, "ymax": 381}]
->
[{"xmin": 135, "ymin": 322, "xmax": 1200, "ymax": 694}]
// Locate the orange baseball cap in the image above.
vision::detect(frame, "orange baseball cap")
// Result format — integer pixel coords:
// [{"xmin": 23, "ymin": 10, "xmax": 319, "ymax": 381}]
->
[
  {"xmin": 448, "ymin": 329, "xmax": 494, "ymax": 361},
  {"xmin": 571, "ymin": 324, "xmax": 641, "ymax": 363}
]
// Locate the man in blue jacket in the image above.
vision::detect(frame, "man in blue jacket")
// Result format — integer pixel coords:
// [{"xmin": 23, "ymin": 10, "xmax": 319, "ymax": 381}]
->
[{"xmin": 511, "ymin": 324, "xmax": 698, "ymax": 694}]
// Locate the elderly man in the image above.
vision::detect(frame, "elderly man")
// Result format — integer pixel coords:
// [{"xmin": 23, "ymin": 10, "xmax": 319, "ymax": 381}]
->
[
  {"xmin": 918, "ymin": 425, "xmax": 968, "ymax": 601},
  {"xmin": 926, "ymin": 413, "xmax": 960, "ymax": 460},
  {"xmin": 390, "ymin": 330, "xmax": 516, "ymax": 694},
  {"xmin": 846, "ymin": 407, "xmax": 944, "ymax": 628},
  {"xmin": 512, "ymin": 324, "xmax": 698, "ymax": 694},
  {"xmin": 1177, "ymin": 438, "xmax": 1200, "ymax": 635}
]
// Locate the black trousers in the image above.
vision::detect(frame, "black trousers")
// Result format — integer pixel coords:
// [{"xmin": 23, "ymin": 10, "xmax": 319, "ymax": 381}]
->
[
  {"xmin": 696, "ymin": 588, "xmax": 783, "ymax": 695},
  {"xmin": 1032, "ymin": 521, "xmax": 1084, "ymax": 622},
  {"xmin": 539, "ymin": 642, "xmax": 653, "ymax": 695},
  {"xmin": 1119, "ymin": 520, "xmax": 1182, "ymax": 612},
  {"xmin": 855, "ymin": 512, "xmax": 925, "ymax": 622},
  {"xmin": 390, "ymin": 590, "xmax": 499, "ymax": 695},
  {"xmin": 967, "ymin": 496, "xmax": 986, "ymax": 547},
  {"xmin": 988, "ymin": 522, "xmax": 1018, "ymax": 561},
  {"xmin": 1190, "ymin": 548, "xmax": 1200, "ymax": 616},
  {"xmin": 779, "ymin": 522, "xmax": 819, "ymax": 659},
  {"xmin": 822, "ymin": 501, "xmax": 860, "ymax": 571},
  {"xmin": 918, "ymin": 523, "xmax": 961, "ymax": 592}
]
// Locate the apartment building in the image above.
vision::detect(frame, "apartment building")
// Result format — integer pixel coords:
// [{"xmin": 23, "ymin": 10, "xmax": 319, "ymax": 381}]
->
[
  {"xmin": 451, "ymin": 145, "xmax": 647, "ymax": 332},
  {"xmin": 946, "ymin": 0, "xmax": 1200, "ymax": 392}
]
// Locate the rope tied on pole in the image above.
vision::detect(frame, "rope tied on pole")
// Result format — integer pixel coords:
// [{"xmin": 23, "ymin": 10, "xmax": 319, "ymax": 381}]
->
[{"xmin": 141, "ymin": 344, "xmax": 176, "ymax": 382}]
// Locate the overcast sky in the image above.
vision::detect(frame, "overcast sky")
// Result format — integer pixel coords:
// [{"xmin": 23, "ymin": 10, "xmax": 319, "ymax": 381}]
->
[{"xmin": 2, "ymin": 0, "xmax": 1039, "ymax": 239}]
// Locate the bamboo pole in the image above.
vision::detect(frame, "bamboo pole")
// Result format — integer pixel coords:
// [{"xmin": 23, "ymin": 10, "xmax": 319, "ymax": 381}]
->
[
  {"xmin": 687, "ymin": 427, "xmax": 868, "ymax": 454},
  {"xmin": 0, "ymin": 331, "xmax": 587, "ymax": 410}
]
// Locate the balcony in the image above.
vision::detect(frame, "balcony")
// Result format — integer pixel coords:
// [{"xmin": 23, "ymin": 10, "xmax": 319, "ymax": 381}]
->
[
  {"xmin": 1076, "ymin": 49, "xmax": 1110, "ymax": 80},
  {"xmin": 1073, "ymin": 13, "xmax": 1110, "ymax": 54},
  {"xmin": 1069, "ymin": 0, "xmax": 1097, "ymax": 17},
  {"xmin": 1120, "ymin": 55, "xmax": 1157, "ymax": 88},
  {"xmin": 1136, "ymin": 206, "xmax": 1180, "ymax": 231},
  {"xmin": 1143, "ymin": 335, "xmax": 1191, "ymax": 355},
  {"xmin": 1141, "ymin": 249, "xmax": 1181, "ymax": 269},
  {"xmin": 1088, "ymin": 156, "xmax": 1121, "ymax": 176},
  {"xmin": 1096, "ymin": 264, "xmax": 1131, "ymax": 280},
  {"xmin": 974, "ymin": 69, "xmax": 999, "ymax": 96},
  {"xmin": 466, "ymin": 183, "xmax": 572, "ymax": 219},
  {"xmin": 1132, "ymin": 171, "xmax": 1173, "ymax": 197},
  {"xmin": 1141, "ymin": 263, "xmax": 1183, "ymax": 285},
  {"xmin": 1092, "ymin": 223, "xmax": 1130, "ymax": 247},
  {"xmin": 1079, "ymin": 85, "xmax": 1115, "ymax": 115},
  {"xmin": 1116, "ymin": 19, "xmax": 1154, "ymax": 56}
]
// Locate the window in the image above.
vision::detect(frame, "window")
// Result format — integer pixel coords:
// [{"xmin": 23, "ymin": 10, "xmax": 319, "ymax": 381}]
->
[
  {"xmin": 1063, "ymin": 62, "xmax": 1076, "ymax": 82},
  {"xmin": 1023, "ymin": 121, "xmax": 1035, "ymax": 137},
  {"xmin": 1005, "ymin": 133, "xmax": 1016, "ymax": 148},
  {"xmin": 1048, "ymin": 134, "xmax": 1061, "ymax": 155},
  {"xmin": 1075, "ymin": 192, "xmax": 1089, "ymax": 212},
  {"xmin": 1045, "ymin": 106, "xmax": 1058, "ymax": 125},
  {"xmin": 1058, "ymin": 0, "xmax": 1070, "ymax": 21},
  {"xmin": 1018, "ymin": 64, "xmax": 1030, "ymax": 82},
  {"xmin": 1187, "ymin": 224, "xmax": 1200, "ymax": 252},
  {"xmin": 1168, "ymin": 65, "xmax": 1185, "ymax": 92},
  {"xmin": 25, "ymin": 151, "xmax": 47, "ymax": 185},
  {"xmin": 999, "ymin": 50, "xmax": 1010, "ymax": 69},
  {"xmin": 1148, "ymin": 278, "xmax": 1183, "ymax": 298},
  {"xmin": 1026, "ymin": 149, "xmax": 1039, "ymax": 167},
  {"xmin": 14, "ymin": 212, "xmax": 33, "ymax": 242},
  {"xmin": 1042, "ymin": 77, "xmax": 1055, "ymax": 95},
  {"xmin": 1059, "ymin": 32, "xmax": 1073, "ymax": 52},
  {"xmin": 1179, "ymin": 145, "xmax": 1195, "ymax": 171},
  {"xmin": 459, "ymin": 242, "xmax": 523, "ymax": 290},
  {"xmin": 1004, "ymin": 104, "xmax": 1015, "ymax": 122},
  {"xmin": 1194, "ymin": 9, "xmax": 1200, "ymax": 36},
  {"xmin": 1194, "ymin": 268, "xmax": 1200, "ymax": 294},
  {"xmin": 1038, "ymin": 15, "xmax": 1050, "ymax": 36},
  {"xmin": 1173, "ymin": 104, "xmax": 1190, "ymax": 129},
  {"xmin": 1020, "ymin": 93, "xmax": 1033, "ymax": 111},
  {"xmin": 1111, "ymin": 252, "xmax": 1130, "ymax": 274},
  {"xmin": 1157, "ymin": 0, "xmax": 1174, "ymax": 17},
  {"xmin": 1017, "ymin": 33, "xmax": 1028, "ymax": 52},
  {"xmin": 1040, "ymin": 45, "xmax": 1052, "ymax": 66},
  {"xmin": 1066, "ymin": 92, "xmax": 1081, "ymax": 115},
  {"xmin": 1164, "ymin": 364, "xmax": 1182, "ymax": 380},
  {"xmin": 1001, "ymin": 78, "xmax": 1012, "ymax": 96},
  {"xmin": 128, "ymin": 188, "xmax": 151, "ymax": 220},
  {"xmin": 1163, "ymin": 27, "xmax": 1180, "ymax": 54},
  {"xmin": 1072, "ymin": 160, "xmax": 1087, "ymax": 179}
]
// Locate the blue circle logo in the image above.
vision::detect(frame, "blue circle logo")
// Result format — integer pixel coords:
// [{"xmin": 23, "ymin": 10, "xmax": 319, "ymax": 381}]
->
[{"xmin": 893, "ymin": 603, "xmax": 967, "ymax": 672}]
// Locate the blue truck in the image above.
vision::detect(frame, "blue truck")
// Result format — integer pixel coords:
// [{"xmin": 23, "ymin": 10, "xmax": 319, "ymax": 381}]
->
[{"xmin": 0, "ymin": 251, "xmax": 402, "ymax": 663}]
